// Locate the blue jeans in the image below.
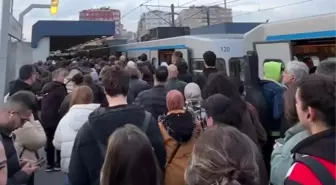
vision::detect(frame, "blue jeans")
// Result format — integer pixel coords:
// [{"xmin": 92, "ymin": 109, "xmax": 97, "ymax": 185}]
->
[{"xmin": 64, "ymin": 175, "xmax": 71, "ymax": 185}]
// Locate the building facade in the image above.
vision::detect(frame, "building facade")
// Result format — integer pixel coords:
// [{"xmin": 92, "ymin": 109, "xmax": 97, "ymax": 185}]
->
[
  {"xmin": 137, "ymin": 10, "xmax": 171, "ymax": 37},
  {"xmin": 79, "ymin": 7, "xmax": 122, "ymax": 34},
  {"xmin": 177, "ymin": 6, "xmax": 232, "ymax": 29}
]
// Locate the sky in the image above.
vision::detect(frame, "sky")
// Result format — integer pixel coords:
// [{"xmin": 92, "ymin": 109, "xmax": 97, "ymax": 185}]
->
[{"xmin": 3, "ymin": 0, "xmax": 336, "ymax": 41}]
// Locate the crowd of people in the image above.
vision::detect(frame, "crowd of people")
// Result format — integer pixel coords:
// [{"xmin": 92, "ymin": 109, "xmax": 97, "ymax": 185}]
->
[{"xmin": 0, "ymin": 50, "xmax": 335, "ymax": 185}]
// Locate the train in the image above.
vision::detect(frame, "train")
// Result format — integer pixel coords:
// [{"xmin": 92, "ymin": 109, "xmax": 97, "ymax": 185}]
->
[{"xmin": 109, "ymin": 13, "xmax": 336, "ymax": 78}]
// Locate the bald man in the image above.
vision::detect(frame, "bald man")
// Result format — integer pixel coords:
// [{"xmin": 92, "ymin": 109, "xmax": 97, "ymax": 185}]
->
[{"xmin": 165, "ymin": 64, "xmax": 187, "ymax": 94}]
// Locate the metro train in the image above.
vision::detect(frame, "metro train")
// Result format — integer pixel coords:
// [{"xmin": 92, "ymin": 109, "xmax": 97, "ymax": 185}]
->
[
  {"xmin": 110, "ymin": 13, "xmax": 336, "ymax": 78},
  {"xmin": 110, "ymin": 34, "xmax": 245, "ymax": 74}
]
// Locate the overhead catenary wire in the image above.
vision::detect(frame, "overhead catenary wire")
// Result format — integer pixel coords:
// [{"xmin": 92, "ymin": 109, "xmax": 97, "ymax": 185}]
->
[
  {"xmin": 181, "ymin": 0, "xmax": 320, "ymax": 21},
  {"xmin": 122, "ymin": 0, "xmax": 153, "ymax": 18},
  {"xmin": 144, "ymin": 5, "xmax": 172, "ymax": 25},
  {"xmin": 234, "ymin": 0, "xmax": 317, "ymax": 17},
  {"xmin": 181, "ymin": 0, "xmax": 242, "ymax": 21},
  {"xmin": 180, "ymin": 0, "xmax": 199, "ymax": 7}
]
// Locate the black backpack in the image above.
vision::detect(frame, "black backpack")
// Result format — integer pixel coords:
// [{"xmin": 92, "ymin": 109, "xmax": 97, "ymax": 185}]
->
[{"xmin": 87, "ymin": 111, "xmax": 152, "ymax": 158}]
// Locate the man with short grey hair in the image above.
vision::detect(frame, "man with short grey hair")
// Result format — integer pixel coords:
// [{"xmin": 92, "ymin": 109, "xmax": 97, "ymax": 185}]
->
[
  {"xmin": 316, "ymin": 59, "xmax": 336, "ymax": 76},
  {"xmin": 282, "ymin": 61, "xmax": 309, "ymax": 87},
  {"xmin": 41, "ymin": 68, "xmax": 68, "ymax": 172},
  {"xmin": 165, "ymin": 64, "xmax": 187, "ymax": 94}
]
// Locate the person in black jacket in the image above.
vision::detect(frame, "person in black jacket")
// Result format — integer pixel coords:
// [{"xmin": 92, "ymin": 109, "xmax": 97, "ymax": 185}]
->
[
  {"xmin": 134, "ymin": 66, "xmax": 169, "ymax": 120},
  {"xmin": 8, "ymin": 64, "xmax": 37, "ymax": 96},
  {"xmin": 0, "ymin": 91, "xmax": 39, "ymax": 185},
  {"xmin": 194, "ymin": 51, "xmax": 218, "ymax": 90},
  {"xmin": 137, "ymin": 53, "xmax": 155, "ymax": 87},
  {"xmin": 40, "ymin": 68, "xmax": 68, "ymax": 172},
  {"xmin": 176, "ymin": 60, "xmax": 193, "ymax": 83},
  {"xmin": 125, "ymin": 65, "xmax": 150, "ymax": 104},
  {"xmin": 68, "ymin": 65, "xmax": 166, "ymax": 185}
]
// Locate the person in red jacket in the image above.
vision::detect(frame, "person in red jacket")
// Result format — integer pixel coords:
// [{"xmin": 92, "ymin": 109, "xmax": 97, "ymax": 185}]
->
[{"xmin": 285, "ymin": 75, "xmax": 335, "ymax": 185}]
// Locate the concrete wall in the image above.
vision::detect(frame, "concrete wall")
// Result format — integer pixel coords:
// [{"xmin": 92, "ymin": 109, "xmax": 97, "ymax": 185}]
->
[
  {"xmin": 33, "ymin": 37, "xmax": 50, "ymax": 62},
  {"xmin": 4, "ymin": 41, "xmax": 34, "ymax": 94}
]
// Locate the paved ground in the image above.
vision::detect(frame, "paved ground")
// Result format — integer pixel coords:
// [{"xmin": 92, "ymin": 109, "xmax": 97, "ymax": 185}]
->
[{"xmin": 34, "ymin": 166, "xmax": 65, "ymax": 185}]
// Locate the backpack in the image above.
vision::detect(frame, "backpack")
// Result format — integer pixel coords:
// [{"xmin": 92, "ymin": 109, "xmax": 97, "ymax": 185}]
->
[
  {"xmin": 87, "ymin": 111, "xmax": 152, "ymax": 159},
  {"xmin": 185, "ymin": 99, "xmax": 207, "ymax": 130},
  {"xmin": 286, "ymin": 155, "xmax": 335, "ymax": 185}
]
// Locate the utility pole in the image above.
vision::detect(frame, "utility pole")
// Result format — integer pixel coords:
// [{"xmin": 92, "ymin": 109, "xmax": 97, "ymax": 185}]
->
[
  {"xmin": 224, "ymin": 0, "xmax": 227, "ymax": 8},
  {"xmin": 206, "ymin": 7, "xmax": 210, "ymax": 26},
  {"xmin": 171, "ymin": 4, "xmax": 175, "ymax": 27}
]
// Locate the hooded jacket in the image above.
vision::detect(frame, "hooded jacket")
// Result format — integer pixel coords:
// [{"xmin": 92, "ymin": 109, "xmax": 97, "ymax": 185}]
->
[
  {"xmin": 53, "ymin": 103, "xmax": 100, "ymax": 173},
  {"xmin": 13, "ymin": 120, "xmax": 46, "ymax": 161},
  {"xmin": 159, "ymin": 110, "xmax": 200, "ymax": 185},
  {"xmin": 40, "ymin": 81, "xmax": 68, "ymax": 129},
  {"xmin": 285, "ymin": 128, "xmax": 335, "ymax": 185},
  {"xmin": 8, "ymin": 79, "xmax": 33, "ymax": 96},
  {"xmin": 270, "ymin": 124, "xmax": 309, "ymax": 185},
  {"xmin": 68, "ymin": 104, "xmax": 166, "ymax": 185},
  {"xmin": 0, "ymin": 127, "xmax": 29, "ymax": 185}
]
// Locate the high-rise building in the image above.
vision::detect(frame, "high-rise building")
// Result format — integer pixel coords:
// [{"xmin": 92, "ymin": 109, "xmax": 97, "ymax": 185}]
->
[
  {"xmin": 79, "ymin": 7, "xmax": 122, "ymax": 34},
  {"xmin": 137, "ymin": 10, "xmax": 171, "ymax": 38},
  {"xmin": 176, "ymin": 6, "xmax": 232, "ymax": 29}
]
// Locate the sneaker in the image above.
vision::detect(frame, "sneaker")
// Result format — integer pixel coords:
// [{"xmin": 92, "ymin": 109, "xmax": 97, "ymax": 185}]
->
[
  {"xmin": 45, "ymin": 165, "xmax": 53, "ymax": 172},
  {"xmin": 53, "ymin": 164, "xmax": 61, "ymax": 171}
]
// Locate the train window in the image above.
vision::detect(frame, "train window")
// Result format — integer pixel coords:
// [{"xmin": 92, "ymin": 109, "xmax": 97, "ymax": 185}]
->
[
  {"xmin": 191, "ymin": 58, "xmax": 204, "ymax": 74},
  {"xmin": 216, "ymin": 58, "xmax": 227, "ymax": 75},
  {"xmin": 229, "ymin": 57, "xmax": 244, "ymax": 80}
]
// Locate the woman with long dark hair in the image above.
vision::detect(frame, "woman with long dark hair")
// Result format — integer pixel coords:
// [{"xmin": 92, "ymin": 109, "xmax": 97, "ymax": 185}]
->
[{"xmin": 100, "ymin": 124, "xmax": 161, "ymax": 185}]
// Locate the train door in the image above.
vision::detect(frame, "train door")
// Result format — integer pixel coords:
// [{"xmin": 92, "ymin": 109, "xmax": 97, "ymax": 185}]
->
[
  {"xmin": 158, "ymin": 49, "xmax": 174, "ymax": 65},
  {"xmin": 254, "ymin": 41, "xmax": 292, "ymax": 78},
  {"xmin": 121, "ymin": 51, "xmax": 127, "ymax": 58}
]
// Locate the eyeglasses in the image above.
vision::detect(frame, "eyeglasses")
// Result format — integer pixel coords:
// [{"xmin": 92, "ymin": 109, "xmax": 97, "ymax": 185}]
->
[{"xmin": 0, "ymin": 160, "xmax": 7, "ymax": 170}]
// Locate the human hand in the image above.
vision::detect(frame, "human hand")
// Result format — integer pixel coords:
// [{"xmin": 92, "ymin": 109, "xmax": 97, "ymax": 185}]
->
[
  {"xmin": 21, "ymin": 163, "xmax": 38, "ymax": 175},
  {"xmin": 273, "ymin": 142, "xmax": 283, "ymax": 149},
  {"xmin": 29, "ymin": 114, "xmax": 35, "ymax": 123},
  {"xmin": 20, "ymin": 159, "xmax": 35, "ymax": 166}
]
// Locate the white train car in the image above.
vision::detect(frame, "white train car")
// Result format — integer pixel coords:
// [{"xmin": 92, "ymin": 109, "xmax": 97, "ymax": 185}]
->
[
  {"xmin": 244, "ymin": 13, "xmax": 336, "ymax": 78},
  {"xmin": 111, "ymin": 34, "xmax": 245, "ymax": 74}
]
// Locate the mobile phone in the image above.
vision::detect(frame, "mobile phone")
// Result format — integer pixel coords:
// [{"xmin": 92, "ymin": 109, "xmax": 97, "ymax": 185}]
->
[
  {"xmin": 35, "ymin": 158, "xmax": 46, "ymax": 166},
  {"xmin": 275, "ymin": 138, "xmax": 285, "ymax": 145}
]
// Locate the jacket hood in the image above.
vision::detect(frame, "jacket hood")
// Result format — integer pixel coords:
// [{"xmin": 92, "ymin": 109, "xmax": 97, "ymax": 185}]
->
[
  {"xmin": 291, "ymin": 128, "xmax": 335, "ymax": 164},
  {"xmin": 161, "ymin": 110, "xmax": 195, "ymax": 142},
  {"xmin": 41, "ymin": 81, "xmax": 65, "ymax": 94},
  {"xmin": 264, "ymin": 61, "xmax": 282, "ymax": 82},
  {"xmin": 67, "ymin": 104, "xmax": 100, "ymax": 131},
  {"xmin": 285, "ymin": 123, "xmax": 306, "ymax": 139},
  {"xmin": 87, "ymin": 104, "xmax": 148, "ymax": 144}
]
